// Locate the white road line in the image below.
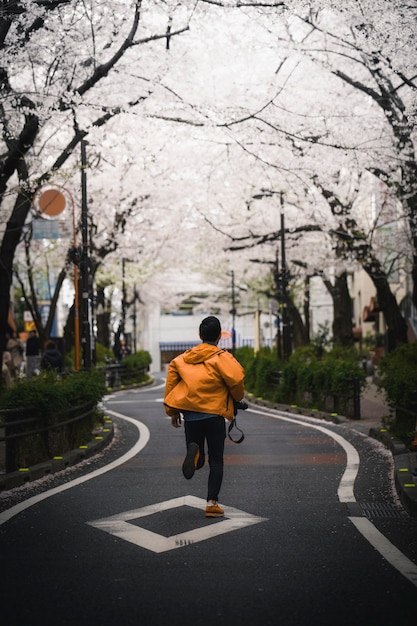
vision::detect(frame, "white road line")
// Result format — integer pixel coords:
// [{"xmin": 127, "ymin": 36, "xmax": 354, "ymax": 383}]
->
[
  {"xmin": 0, "ymin": 412, "xmax": 150, "ymax": 527},
  {"xmin": 251, "ymin": 407, "xmax": 417, "ymax": 588},
  {"xmin": 349, "ymin": 517, "xmax": 417, "ymax": 587},
  {"xmin": 3, "ymin": 401, "xmax": 417, "ymax": 587},
  {"xmin": 249, "ymin": 408, "xmax": 359, "ymax": 502},
  {"xmin": 88, "ymin": 495, "xmax": 267, "ymax": 554}
]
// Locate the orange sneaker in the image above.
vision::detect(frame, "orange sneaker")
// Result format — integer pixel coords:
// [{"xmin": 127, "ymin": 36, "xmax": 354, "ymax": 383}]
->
[
  {"xmin": 182, "ymin": 442, "xmax": 199, "ymax": 479},
  {"xmin": 205, "ymin": 502, "xmax": 224, "ymax": 518}
]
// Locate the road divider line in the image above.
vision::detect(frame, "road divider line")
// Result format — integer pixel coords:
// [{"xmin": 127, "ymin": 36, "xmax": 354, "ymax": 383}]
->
[{"xmin": 0, "ymin": 412, "xmax": 150, "ymax": 527}]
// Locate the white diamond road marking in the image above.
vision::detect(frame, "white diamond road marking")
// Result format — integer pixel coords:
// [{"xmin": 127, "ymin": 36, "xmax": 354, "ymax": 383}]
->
[{"xmin": 87, "ymin": 495, "xmax": 268, "ymax": 554}]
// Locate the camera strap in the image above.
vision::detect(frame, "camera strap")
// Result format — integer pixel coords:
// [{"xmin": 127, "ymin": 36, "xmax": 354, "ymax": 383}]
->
[{"xmin": 228, "ymin": 417, "xmax": 245, "ymax": 444}]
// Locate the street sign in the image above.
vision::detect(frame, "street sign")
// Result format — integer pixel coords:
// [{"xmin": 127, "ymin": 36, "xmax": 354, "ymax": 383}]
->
[
  {"xmin": 38, "ymin": 189, "xmax": 66, "ymax": 217},
  {"xmin": 32, "ymin": 218, "xmax": 72, "ymax": 240}
]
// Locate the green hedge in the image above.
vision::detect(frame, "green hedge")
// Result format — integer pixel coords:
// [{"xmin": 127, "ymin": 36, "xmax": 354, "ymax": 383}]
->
[
  {"xmin": 122, "ymin": 349, "xmax": 152, "ymax": 371},
  {"xmin": 377, "ymin": 343, "xmax": 417, "ymax": 408},
  {"xmin": 235, "ymin": 345, "xmax": 365, "ymax": 417},
  {"xmin": 0, "ymin": 369, "xmax": 106, "ymax": 412},
  {"xmin": 377, "ymin": 343, "xmax": 417, "ymax": 441},
  {"xmin": 118, "ymin": 350, "xmax": 152, "ymax": 387},
  {"xmin": 0, "ymin": 369, "xmax": 107, "ymax": 468}
]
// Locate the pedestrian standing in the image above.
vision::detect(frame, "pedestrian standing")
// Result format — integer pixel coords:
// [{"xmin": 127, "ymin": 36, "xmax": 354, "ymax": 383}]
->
[
  {"xmin": 41, "ymin": 340, "xmax": 63, "ymax": 373},
  {"xmin": 25, "ymin": 330, "xmax": 41, "ymax": 378},
  {"xmin": 6, "ymin": 331, "xmax": 24, "ymax": 380},
  {"xmin": 164, "ymin": 316, "xmax": 245, "ymax": 518},
  {"xmin": 2, "ymin": 351, "xmax": 12, "ymax": 387}
]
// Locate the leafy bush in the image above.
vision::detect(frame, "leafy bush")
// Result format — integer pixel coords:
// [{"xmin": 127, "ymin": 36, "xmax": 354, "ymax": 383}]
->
[
  {"xmin": 377, "ymin": 343, "xmax": 417, "ymax": 442},
  {"xmin": 235, "ymin": 344, "xmax": 365, "ymax": 417},
  {"xmin": 95, "ymin": 342, "xmax": 115, "ymax": 365},
  {"xmin": 0, "ymin": 369, "xmax": 107, "ymax": 468},
  {"xmin": 117, "ymin": 350, "xmax": 152, "ymax": 387},
  {"xmin": 0, "ymin": 369, "xmax": 105, "ymax": 412},
  {"xmin": 377, "ymin": 343, "xmax": 417, "ymax": 408},
  {"xmin": 65, "ymin": 342, "xmax": 114, "ymax": 368},
  {"xmin": 122, "ymin": 350, "xmax": 152, "ymax": 371}
]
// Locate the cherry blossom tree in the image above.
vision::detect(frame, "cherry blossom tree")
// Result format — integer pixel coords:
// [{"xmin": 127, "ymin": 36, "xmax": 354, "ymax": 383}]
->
[
  {"xmin": 189, "ymin": 1, "xmax": 417, "ymax": 348},
  {"xmin": 3, "ymin": 0, "xmax": 416, "ymax": 368},
  {"xmin": 0, "ymin": 0, "xmax": 192, "ymax": 360}
]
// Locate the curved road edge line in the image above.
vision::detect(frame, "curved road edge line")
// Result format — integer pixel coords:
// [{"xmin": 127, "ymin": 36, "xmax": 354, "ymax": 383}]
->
[
  {"xmin": 250, "ymin": 407, "xmax": 417, "ymax": 588},
  {"xmin": 349, "ymin": 516, "xmax": 417, "ymax": 587},
  {"xmin": 249, "ymin": 408, "xmax": 359, "ymax": 502},
  {"xmin": 0, "ymin": 412, "xmax": 150, "ymax": 527}
]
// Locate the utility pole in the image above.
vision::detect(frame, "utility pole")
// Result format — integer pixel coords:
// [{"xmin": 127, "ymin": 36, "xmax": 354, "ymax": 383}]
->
[
  {"xmin": 280, "ymin": 192, "xmax": 291, "ymax": 360},
  {"xmin": 275, "ymin": 248, "xmax": 282, "ymax": 360},
  {"xmin": 80, "ymin": 139, "xmax": 92, "ymax": 370},
  {"xmin": 121, "ymin": 257, "xmax": 127, "ymax": 340},
  {"xmin": 132, "ymin": 286, "xmax": 138, "ymax": 353},
  {"xmin": 230, "ymin": 270, "xmax": 236, "ymax": 353}
]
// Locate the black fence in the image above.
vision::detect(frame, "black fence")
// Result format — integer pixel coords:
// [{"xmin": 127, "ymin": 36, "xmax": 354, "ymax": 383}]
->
[
  {"xmin": 0, "ymin": 402, "xmax": 95, "ymax": 474},
  {"xmin": 99, "ymin": 362, "xmax": 148, "ymax": 390},
  {"xmin": 0, "ymin": 363, "xmax": 149, "ymax": 475}
]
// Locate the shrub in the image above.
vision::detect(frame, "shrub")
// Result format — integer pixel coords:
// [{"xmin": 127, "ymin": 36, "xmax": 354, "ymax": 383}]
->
[
  {"xmin": 122, "ymin": 349, "xmax": 152, "ymax": 371},
  {"xmin": 377, "ymin": 343, "xmax": 417, "ymax": 408},
  {"xmin": 120, "ymin": 350, "xmax": 152, "ymax": 386},
  {"xmin": 0, "ymin": 369, "xmax": 105, "ymax": 412},
  {"xmin": 377, "ymin": 343, "xmax": 417, "ymax": 442},
  {"xmin": 65, "ymin": 342, "xmax": 114, "ymax": 368},
  {"xmin": 235, "ymin": 347, "xmax": 282, "ymax": 399},
  {"xmin": 95, "ymin": 342, "xmax": 115, "ymax": 365},
  {"xmin": 0, "ymin": 369, "xmax": 107, "ymax": 468},
  {"xmin": 235, "ymin": 344, "xmax": 365, "ymax": 417}
]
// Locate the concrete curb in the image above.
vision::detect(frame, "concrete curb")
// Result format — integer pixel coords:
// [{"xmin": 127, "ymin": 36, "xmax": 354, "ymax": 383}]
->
[
  {"xmin": 247, "ymin": 395, "xmax": 349, "ymax": 424},
  {"xmin": 368, "ymin": 426, "xmax": 408, "ymax": 455},
  {"xmin": 0, "ymin": 377, "xmax": 155, "ymax": 492},
  {"xmin": 394, "ymin": 454, "xmax": 417, "ymax": 517},
  {"xmin": 368, "ymin": 425, "xmax": 417, "ymax": 517},
  {"xmin": 0, "ymin": 416, "xmax": 114, "ymax": 491}
]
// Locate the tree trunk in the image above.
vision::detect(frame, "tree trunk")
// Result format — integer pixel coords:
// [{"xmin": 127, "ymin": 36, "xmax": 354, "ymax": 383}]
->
[
  {"xmin": 364, "ymin": 265, "xmax": 408, "ymax": 349},
  {"xmin": 287, "ymin": 297, "xmax": 309, "ymax": 349},
  {"xmin": 323, "ymin": 272, "xmax": 354, "ymax": 346},
  {"xmin": 0, "ymin": 189, "xmax": 34, "ymax": 355},
  {"xmin": 96, "ymin": 284, "xmax": 111, "ymax": 348}
]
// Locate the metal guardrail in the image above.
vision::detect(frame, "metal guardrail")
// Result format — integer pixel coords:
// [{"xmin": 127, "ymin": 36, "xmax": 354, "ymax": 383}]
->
[
  {"xmin": 0, "ymin": 402, "xmax": 95, "ymax": 474},
  {"xmin": 99, "ymin": 363, "xmax": 147, "ymax": 389},
  {"xmin": 0, "ymin": 364, "xmax": 148, "ymax": 475}
]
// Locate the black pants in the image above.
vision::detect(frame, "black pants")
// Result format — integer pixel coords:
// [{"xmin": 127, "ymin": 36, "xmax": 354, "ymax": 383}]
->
[{"xmin": 184, "ymin": 416, "xmax": 226, "ymax": 502}]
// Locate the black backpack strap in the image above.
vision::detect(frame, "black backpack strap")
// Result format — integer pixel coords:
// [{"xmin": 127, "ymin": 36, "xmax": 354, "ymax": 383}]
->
[{"xmin": 228, "ymin": 417, "xmax": 245, "ymax": 444}]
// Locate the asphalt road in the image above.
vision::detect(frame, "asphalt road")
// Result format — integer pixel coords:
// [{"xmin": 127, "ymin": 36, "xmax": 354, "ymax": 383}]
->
[{"xmin": 1, "ymin": 376, "xmax": 417, "ymax": 626}]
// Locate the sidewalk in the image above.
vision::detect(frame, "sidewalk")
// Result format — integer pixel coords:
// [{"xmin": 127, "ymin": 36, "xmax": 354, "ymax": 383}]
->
[
  {"xmin": 350, "ymin": 377, "xmax": 389, "ymax": 434},
  {"xmin": 355, "ymin": 379, "xmax": 417, "ymax": 516}
]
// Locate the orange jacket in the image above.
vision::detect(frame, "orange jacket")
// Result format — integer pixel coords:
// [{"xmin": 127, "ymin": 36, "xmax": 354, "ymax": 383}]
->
[{"xmin": 164, "ymin": 343, "xmax": 245, "ymax": 422}]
